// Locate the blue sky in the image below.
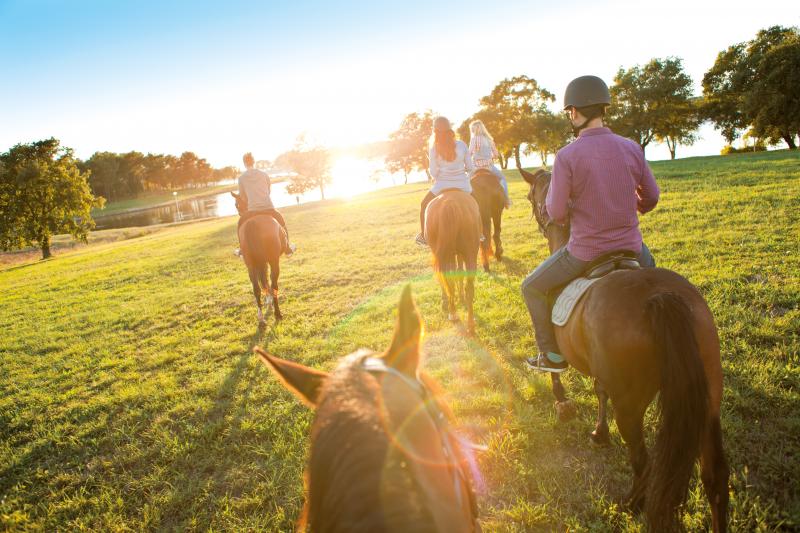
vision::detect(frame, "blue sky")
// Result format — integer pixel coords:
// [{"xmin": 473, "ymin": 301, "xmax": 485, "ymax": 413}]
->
[{"xmin": 1, "ymin": 0, "xmax": 797, "ymax": 166}]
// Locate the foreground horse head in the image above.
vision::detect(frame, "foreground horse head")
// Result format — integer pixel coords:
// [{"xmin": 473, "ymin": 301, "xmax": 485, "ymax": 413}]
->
[
  {"xmin": 232, "ymin": 191, "xmax": 285, "ymax": 324},
  {"xmin": 256, "ymin": 287, "xmax": 480, "ymax": 532},
  {"xmin": 425, "ymin": 190, "xmax": 482, "ymax": 334},
  {"xmin": 520, "ymin": 168, "xmax": 730, "ymax": 532},
  {"xmin": 470, "ymin": 169, "xmax": 505, "ymax": 271}
]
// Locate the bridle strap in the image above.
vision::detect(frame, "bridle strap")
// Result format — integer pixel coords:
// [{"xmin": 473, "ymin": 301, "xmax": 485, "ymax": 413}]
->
[{"xmin": 359, "ymin": 356, "xmax": 478, "ymax": 521}]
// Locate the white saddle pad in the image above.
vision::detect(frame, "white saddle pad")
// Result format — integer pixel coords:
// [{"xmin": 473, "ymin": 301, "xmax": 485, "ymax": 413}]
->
[{"xmin": 552, "ymin": 277, "xmax": 600, "ymax": 326}]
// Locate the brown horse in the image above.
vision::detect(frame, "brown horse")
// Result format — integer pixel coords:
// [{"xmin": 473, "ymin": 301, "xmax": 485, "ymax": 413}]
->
[
  {"xmin": 519, "ymin": 168, "xmax": 729, "ymax": 532},
  {"xmin": 425, "ymin": 190, "xmax": 482, "ymax": 334},
  {"xmin": 232, "ymin": 191, "xmax": 285, "ymax": 324},
  {"xmin": 470, "ymin": 169, "xmax": 505, "ymax": 272},
  {"xmin": 256, "ymin": 287, "xmax": 480, "ymax": 532}
]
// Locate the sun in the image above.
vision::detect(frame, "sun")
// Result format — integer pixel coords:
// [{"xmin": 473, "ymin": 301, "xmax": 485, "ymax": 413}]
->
[{"xmin": 329, "ymin": 156, "xmax": 381, "ymax": 198}]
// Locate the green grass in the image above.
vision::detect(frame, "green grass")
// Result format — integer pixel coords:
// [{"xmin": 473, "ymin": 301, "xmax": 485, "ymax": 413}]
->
[{"xmin": 1, "ymin": 150, "xmax": 799, "ymax": 531}]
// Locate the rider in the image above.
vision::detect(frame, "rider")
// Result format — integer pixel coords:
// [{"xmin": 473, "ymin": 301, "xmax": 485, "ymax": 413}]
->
[
  {"xmin": 468, "ymin": 119, "xmax": 511, "ymax": 208},
  {"xmin": 521, "ymin": 75, "xmax": 659, "ymax": 373},
  {"xmin": 235, "ymin": 152, "xmax": 296, "ymax": 257},
  {"xmin": 415, "ymin": 116, "xmax": 475, "ymax": 246}
]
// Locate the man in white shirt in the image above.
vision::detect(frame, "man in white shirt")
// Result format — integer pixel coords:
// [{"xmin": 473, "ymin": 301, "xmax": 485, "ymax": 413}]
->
[{"xmin": 235, "ymin": 152, "xmax": 296, "ymax": 256}]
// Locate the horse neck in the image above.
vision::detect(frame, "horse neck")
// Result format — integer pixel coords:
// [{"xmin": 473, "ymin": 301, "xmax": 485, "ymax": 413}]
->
[{"xmin": 547, "ymin": 225, "xmax": 570, "ymax": 253}]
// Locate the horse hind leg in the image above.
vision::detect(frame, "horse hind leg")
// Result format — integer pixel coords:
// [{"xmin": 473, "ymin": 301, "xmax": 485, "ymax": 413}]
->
[
  {"xmin": 591, "ymin": 379, "xmax": 611, "ymax": 445},
  {"xmin": 701, "ymin": 416, "xmax": 729, "ymax": 533},
  {"xmin": 480, "ymin": 216, "xmax": 492, "ymax": 272},
  {"xmin": 615, "ymin": 403, "xmax": 649, "ymax": 513},
  {"xmin": 248, "ymin": 269, "xmax": 265, "ymax": 325},
  {"xmin": 269, "ymin": 259, "xmax": 283, "ymax": 321},
  {"xmin": 492, "ymin": 209, "xmax": 503, "ymax": 261}
]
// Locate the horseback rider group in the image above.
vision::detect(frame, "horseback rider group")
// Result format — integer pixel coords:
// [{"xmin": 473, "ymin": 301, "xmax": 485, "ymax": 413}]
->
[{"xmin": 236, "ymin": 74, "xmax": 660, "ymax": 378}]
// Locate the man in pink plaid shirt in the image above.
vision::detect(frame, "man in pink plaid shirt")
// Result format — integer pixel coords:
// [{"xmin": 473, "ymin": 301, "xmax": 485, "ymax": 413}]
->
[{"xmin": 521, "ymin": 75, "xmax": 659, "ymax": 373}]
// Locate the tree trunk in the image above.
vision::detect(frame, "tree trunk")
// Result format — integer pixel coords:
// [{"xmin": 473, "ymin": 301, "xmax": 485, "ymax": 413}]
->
[
  {"xmin": 319, "ymin": 183, "xmax": 325, "ymax": 200},
  {"xmin": 404, "ymin": 171, "xmax": 408, "ymax": 185},
  {"xmin": 40, "ymin": 234, "xmax": 51, "ymax": 260},
  {"xmin": 514, "ymin": 145, "xmax": 521, "ymax": 169},
  {"xmin": 782, "ymin": 134, "xmax": 797, "ymax": 150},
  {"xmin": 667, "ymin": 137, "xmax": 677, "ymax": 160}
]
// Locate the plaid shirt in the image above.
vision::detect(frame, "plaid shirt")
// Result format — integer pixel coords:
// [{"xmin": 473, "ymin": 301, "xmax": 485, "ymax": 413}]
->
[
  {"xmin": 469, "ymin": 135, "xmax": 499, "ymax": 168},
  {"xmin": 546, "ymin": 127, "xmax": 660, "ymax": 261}
]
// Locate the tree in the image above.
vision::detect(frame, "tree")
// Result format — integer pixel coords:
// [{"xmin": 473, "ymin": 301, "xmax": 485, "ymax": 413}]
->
[
  {"xmin": 0, "ymin": 139, "xmax": 104, "ymax": 259},
  {"xmin": 523, "ymin": 110, "xmax": 572, "ymax": 165},
  {"xmin": 285, "ymin": 136, "xmax": 332, "ymax": 200},
  {"xmin": 385, "ymin": 111, "xmax": 434, "ymax": 183},
  {"xmin": 475, "ymin": 76, "xmax": 555, "ymax": 168},
  {"xmin": 703, "ymin": 26, "xmax": 800, "ymax": 149},
  {"xmin": 657, "ymin": 97, "xmax": 702, "ymax": 160},
  {"xmin": 608, "ymin": 57, "xmax": 699, "ymax": 157}
]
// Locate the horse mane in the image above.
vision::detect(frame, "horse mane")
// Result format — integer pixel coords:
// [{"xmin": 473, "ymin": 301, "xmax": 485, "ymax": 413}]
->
[{"xmin": 303, "ymin": 354, "xmax": 438, "ymax": 533}]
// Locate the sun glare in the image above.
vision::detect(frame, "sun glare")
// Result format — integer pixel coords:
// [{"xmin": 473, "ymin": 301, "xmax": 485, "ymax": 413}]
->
[{"xmin": 329, "ymin": 156, "xmax": 382, "ymax": 199}]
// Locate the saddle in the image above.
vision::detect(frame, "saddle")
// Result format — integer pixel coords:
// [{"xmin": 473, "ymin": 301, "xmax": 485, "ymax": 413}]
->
[
  {"xmin": 583, "ymin": 250, "xmax": 641, "ymax": 278},
  {"xmin": 551, "ymin": 250, "xmax": 641, "ymax": 326}
]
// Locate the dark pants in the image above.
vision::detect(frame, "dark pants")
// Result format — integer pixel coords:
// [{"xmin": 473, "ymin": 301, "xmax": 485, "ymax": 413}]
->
[
  {"xmin": 238, "ymin": 209, "xmax": 289, "ymax": 240},
  {"xmin": 419, "ymin": 191, "xmax": 435, "ymax": 234},
  {"xmin": 520, "ymin": 243, "xmax": 656, "ymax": 354}
]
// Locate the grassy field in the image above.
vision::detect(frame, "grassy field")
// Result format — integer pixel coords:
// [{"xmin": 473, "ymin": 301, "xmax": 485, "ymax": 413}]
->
[{"xmin": 1, "ymin": 150, "xmax": 798, "ymax": 531}]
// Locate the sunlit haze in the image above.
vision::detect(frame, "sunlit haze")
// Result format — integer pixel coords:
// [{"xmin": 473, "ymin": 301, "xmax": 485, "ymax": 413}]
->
[{"xmin": 1, "ymin": 0, "xmax": 797, "ymax": 167}]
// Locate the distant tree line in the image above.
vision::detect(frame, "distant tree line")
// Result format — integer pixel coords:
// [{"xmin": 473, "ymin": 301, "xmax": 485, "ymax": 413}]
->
[
  {"xmin": 80, "ymin": 151, "xmax": 239, "ymax": 202},
  {"xmin": 385, "ymin": 24, "xmax": 799, "ymax": 172}
]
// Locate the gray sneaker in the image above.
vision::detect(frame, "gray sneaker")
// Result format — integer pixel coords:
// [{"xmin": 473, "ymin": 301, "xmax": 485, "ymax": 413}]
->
[
  {"xmin": 525, "ymin": 353, "xmax": 568, "ymax": 373},
  {"xmin": 285, "ymin": 243, "xmax": 297, "ymax": 257},
  {"xmin": 415, "ymin": 233, "xmax": 428, "ymax": 247},
  {"xmin": 234, "ymin": 248, "xmax": 242, "ymax": 257}
]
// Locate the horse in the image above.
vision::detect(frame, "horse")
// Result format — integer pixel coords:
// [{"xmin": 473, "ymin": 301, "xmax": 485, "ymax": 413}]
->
[
  {"xmin": 519, "ymin": 167, "xmax": 729, "ymax": 532},
  {"xmin": 255, "ymin": 286, "xmax": 480, "ymax": 532},
  {"xmin": 470, "ymin": 169, "xmax": 505, "ymax": 272},
  {"xmin": 232, "ymin": 191, "xmax": 285, "ymax": 324},
  {"xmin": 425, "ymin": 190, "xmax": 482, "ymax": 335}
]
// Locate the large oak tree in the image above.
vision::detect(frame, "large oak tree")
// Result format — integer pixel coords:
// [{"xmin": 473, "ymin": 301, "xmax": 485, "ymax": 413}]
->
[{"xmin": 0, "ymin": 139, "xmax": 104, "ymax": 259}]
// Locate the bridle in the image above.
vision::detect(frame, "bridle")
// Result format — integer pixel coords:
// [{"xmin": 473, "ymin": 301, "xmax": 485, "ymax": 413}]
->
[
  {"xmin": 529, "ymin": 173, "xmax": 557, "ymax": 237},
  {"xmin": 359, "ymin": 355, "xmax": 480, "ymax": 527}
]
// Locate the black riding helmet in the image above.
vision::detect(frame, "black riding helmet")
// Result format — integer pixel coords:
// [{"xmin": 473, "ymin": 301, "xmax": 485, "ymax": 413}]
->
[{"xmin": 563, "ymin": 75, "xmax": 611, "ymax": 110}]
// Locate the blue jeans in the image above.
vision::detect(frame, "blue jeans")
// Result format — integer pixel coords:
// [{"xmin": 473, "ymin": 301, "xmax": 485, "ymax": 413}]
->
[{"xmin": 521, "ymin": 243, "xmax": 656, "ymax": 354}]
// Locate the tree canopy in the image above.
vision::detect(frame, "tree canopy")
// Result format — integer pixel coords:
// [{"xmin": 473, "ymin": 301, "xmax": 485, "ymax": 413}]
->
[
  {"xmin": 703, "ymin": 25, "xmax": 800, "ymax": 149},
  {"xmin": 0, "ymin": 139, "xmax": 104, "ymax": 259},
  {"xmin": 385, "ymin": 111, "xmax": 434, "ymax": 183},
  {"xmin": 607, "ymin": 57, "xmax": 698, "ymax": 157},
  {"xmin": 284, "ymin": 136, "xmax": 333, "ymax": 200},
  {"xmin": 475, "ymin": 76, "xmax": 555, "ymax": 168}
]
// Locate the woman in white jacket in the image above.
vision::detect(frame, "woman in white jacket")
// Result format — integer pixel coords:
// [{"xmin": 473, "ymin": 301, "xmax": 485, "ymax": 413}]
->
[{"xmin": 468, "ymin": 120, "xmax": 510, "ymax": 208}]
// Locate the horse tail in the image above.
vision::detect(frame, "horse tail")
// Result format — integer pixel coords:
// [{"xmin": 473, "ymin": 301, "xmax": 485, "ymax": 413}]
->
[
  {"xmin": 645, "ymin": 292, "xmax": 709, "ymax": 529},
  {"xmin": 243, "ymin": 223, "xmax": 269, "ymax": 295}
]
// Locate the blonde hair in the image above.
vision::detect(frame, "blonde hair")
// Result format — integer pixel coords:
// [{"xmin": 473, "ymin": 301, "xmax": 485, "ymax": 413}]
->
[
  {"xmin": 243, "ymin": 152, "xmax": 255, "ymax": 168},
  {"xmin": 469, "ymin": 120, "xmax": 494, "ymax": 142}
]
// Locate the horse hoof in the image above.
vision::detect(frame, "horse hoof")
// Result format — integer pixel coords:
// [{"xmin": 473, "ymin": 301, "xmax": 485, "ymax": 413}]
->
[
  {"xmin": 275, "ymin": 314, "xmax": 283, "ymax": 322},
  {"xmin": 590, "ymin": 429, "xmax": 610, "ymax": 446},
  {"xmin": 448, "ymin": 313, "xmax": 459, "ymax": 322},
  {"xmin": 554, "ymin": 400, "xmax": 577, "ymax": 422},
  {"xmin": 483, "ymin": 265, "xmax": 490, "ymax": 273}
]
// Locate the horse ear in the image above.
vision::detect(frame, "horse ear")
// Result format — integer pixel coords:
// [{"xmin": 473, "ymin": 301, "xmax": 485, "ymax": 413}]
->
[
  {"xmin": 254, "ymin": 348, "xmax": 328, "ymax": 408},
  {"xmin": 518, "ymin": 167, "xmax": 537, "ymax": 185},
  {"xmin": 383, "ymin": 285, "xmax": 422, "ymax": 376}
]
